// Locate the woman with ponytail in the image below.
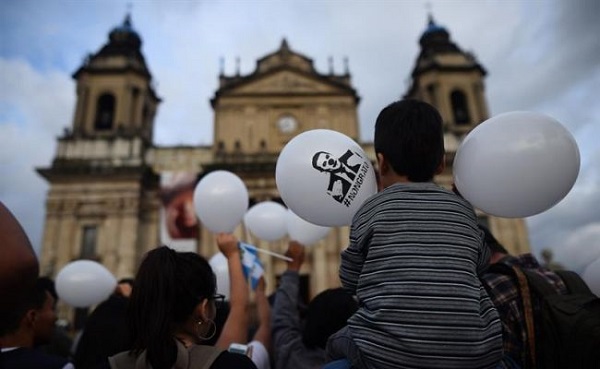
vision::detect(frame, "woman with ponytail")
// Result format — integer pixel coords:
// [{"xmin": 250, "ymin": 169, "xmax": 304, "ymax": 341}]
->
[{"xmin": 108, "ymin": 234, "xmax": 257, "ymax": 369}]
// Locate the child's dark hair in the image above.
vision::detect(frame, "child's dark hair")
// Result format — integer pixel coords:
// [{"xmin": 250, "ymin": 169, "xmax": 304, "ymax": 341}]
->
[
  {"xmin": 302, "ymin": 287, "xmax": 358, "ymax": 349},
  {"xmin": 374, "ymin": 99, "xmax": 445, "ymax": 182},
  {"xmin": 128, "ymin": 246, "xmax": 216, "ymax": 369}
]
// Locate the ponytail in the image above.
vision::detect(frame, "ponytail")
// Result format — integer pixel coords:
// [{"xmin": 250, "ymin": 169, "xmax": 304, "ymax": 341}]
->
[
  {"xmin": 128, "ymin": 246, "xmax": 217, "ymax": 369},
  {"xmin": 129, "ymin": 246, "xmax": 178, "ymax": 369}
]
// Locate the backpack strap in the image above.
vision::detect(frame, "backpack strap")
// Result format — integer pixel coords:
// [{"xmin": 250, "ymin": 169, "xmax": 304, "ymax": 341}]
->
[
  {"xmin": 511, "ymin": 266, "xmax": 537, "ymax": 369},
  {"xmin": 485, "ymin": 261, "xmax": 539, "ymax": 368},
  {"xmin": 555, "ymin": 270, "xmax": 593, "ymax": 295}
]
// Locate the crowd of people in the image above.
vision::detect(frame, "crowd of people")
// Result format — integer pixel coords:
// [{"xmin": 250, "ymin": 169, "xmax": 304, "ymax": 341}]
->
[{"xmin": 1, "ymin": 99, "xmax": 591, "ymax": 369}]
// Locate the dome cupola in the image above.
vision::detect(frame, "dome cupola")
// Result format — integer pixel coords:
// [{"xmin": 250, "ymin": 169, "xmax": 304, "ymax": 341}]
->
[{"xmin": 108, "ymin": 13, "xmax": 142, "ymax": 49}]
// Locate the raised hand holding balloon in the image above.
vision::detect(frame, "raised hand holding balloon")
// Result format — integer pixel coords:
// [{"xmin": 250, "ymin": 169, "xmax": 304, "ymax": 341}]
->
[
  {"xmin": 276, "ymin": 129, "xmax": 377, "ymax": 226},
  {"xmin": 453, "ymin": 111, "xmax": 580, "ymax": 218},
  {"xmin": 193, "ymin": 170, "xmax": 249, "ymax": 233}
]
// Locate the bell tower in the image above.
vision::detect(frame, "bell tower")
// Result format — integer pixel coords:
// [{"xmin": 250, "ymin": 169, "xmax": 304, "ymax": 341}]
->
[
  {"xmin": 405, "ymin": 15, "xmax": 530, "ymax": 254},
  {"xmin": 405, "ymin": 14, "xmax": 489, "ymax": 136},
  {"xmin": 71, "ymin": 14, "xmax": 159, "ymax": 141},
  {"xmin": 37, "ymin": 14, "xmax": 162, "ymax": 280}
]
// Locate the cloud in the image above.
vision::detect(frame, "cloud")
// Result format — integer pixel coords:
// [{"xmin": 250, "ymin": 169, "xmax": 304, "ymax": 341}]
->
[
  {"xmin": 0, "ymin": 57, "xmax": 73, "ymax": 254},
  {"xmin": 527, "ymin": 122, "xmax": 600, "ymax": 265},
  {"xmin": 554, "ymin": 223, "xmax": 600, "ymax": 273}
]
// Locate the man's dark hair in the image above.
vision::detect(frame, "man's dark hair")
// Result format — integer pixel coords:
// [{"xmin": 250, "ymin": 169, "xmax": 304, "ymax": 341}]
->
[
  {"xmin": 479, "ymin": 224, "xmax": 509, "ymax": 255},
  {"xmin": 38, "ymin": 276, "xmax": 58, "ymax": 301},
  {"xmin": 374, "ymin": 99, "xmax": 444, "ymax": 182},
  {"xmin": 0, "ymin": 278, "xmax": 51, "ymax": 336},
  {"xmin": 302, "ymin": 287, "xmax": 358, "ymax": 349}
]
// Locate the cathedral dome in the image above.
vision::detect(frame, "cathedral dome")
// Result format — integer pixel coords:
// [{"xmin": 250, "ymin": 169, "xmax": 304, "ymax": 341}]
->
[
  {"xmin": 72, "ymin": 13, "xmax": 151, "ymax": 80},
  {"xmin": 418, "ymin": 15, "xmax": 458, "ymax": 53},
  {"xmin": 108, "ymin": 14, "xmax": 142, "ymax": 49},
  {"xmin": 423, "ymin": 17, "xmax": 447, "ymax": 36}
]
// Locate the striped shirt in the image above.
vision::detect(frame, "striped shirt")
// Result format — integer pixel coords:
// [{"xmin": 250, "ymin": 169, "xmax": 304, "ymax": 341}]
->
[{"xmin": 340, "ymin": 182, "xmax": 503, "ymax": 369}]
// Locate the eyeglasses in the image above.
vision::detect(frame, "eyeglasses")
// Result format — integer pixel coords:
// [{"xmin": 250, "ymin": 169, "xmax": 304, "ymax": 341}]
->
[{"xmin": 212, "ymin": 294, "xmax": 226, "ymax": 306}]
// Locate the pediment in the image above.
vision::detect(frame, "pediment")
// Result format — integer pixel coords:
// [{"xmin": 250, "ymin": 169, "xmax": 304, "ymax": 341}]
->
[{"xmin": 226, "ymin": 70, "xmax": 346, "ymax": 95}]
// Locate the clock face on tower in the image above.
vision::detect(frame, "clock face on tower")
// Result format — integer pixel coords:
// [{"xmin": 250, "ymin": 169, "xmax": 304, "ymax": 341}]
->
[{"xmin": 277, "ymin": 115, "xmax": 297, "ymax": 133}]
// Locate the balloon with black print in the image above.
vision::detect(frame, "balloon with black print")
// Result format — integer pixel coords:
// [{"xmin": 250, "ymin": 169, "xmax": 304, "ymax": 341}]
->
[{"xmin": 276, "ymin": 129, "xmax": 377, "ymax": 227}]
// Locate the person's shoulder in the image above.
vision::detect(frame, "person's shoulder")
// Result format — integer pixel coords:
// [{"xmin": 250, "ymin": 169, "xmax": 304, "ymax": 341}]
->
[
  {"xmin": 353, "ymin": 188, "xmax": 385, "ymax": 214},
  {"xmin": 481, "ymin": 267, "xmax": 515, "ymax": 287},
  {"xmin": 211, "ymin": 351, "xmax": 258, "ymax": 369},
  {"xmin": 481, "ymin": 256, "xmax": 519, "ymax": 285},
  {"xmin": 2, "ymin": 347, "xmax": 71, "ymax": 368}
]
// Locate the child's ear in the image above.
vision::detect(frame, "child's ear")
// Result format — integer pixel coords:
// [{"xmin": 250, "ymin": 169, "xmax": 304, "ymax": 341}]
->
[
  {"xmin": 435, "ymin": 155, "xmax": 446, "ymax": 175},
  {"xmin": 377, "ymin": 153, "xmax": 389, "ymax": 176}
]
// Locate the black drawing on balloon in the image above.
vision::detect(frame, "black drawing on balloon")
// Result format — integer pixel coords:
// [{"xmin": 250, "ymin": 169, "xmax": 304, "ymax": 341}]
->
[{"xmin": 311, "ymin": 150, "xmax": 369, "ymax": 207}]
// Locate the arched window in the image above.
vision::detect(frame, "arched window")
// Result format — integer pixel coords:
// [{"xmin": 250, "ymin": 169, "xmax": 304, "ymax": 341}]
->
[
  {"xmin": 95, "ymin": 93, "xmax": 115, "ymax": 130},
  {"xmin": 427, "ymin": 83, "xmax": 437, "ymax": 106},
  {"xmin": 451, "ymin": 90, "xmax": 470, "ymax": 125},
  {"xmin": 80, "ymin": 225, "xmax": 97, "ymax": 259},
  {"xmin": 142, "ymin": 103, "xmax": 150, "ymax": 126}
]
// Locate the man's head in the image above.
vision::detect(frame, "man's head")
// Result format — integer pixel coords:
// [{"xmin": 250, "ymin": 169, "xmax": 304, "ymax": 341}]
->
[
  {"xmin": 312, "ymin": 151, "xmax": 341, "ymax": 172},
  {"xmin": 0, "ymin": 278, "xmax": 57, "ymax": 346},
  {"xmin": 32, "ymin": 281, "xmax": 58, "ymax": 345},
  {"xmin": 374, "ymin": 99, "xmax": 445, "ymax": 183},
  {"xmin": 302, "ymin": 287, "xmax": 358, "ymax": 349}
]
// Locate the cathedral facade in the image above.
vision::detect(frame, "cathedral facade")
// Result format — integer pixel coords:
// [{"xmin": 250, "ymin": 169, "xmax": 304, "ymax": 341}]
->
[{"xmin": 37, "ymin": 15, "xmax": 530, "ymax": 312}]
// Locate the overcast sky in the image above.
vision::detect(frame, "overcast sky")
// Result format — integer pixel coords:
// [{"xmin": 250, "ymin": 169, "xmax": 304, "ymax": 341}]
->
[{"xmin": 1, "ymin": 0, "xmax": 599, "ymax": 276}]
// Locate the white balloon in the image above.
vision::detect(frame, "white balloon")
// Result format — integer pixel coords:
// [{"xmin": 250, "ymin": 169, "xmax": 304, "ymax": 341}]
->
[
  {"xmin": 244, "ymin": 201, "xmax": 288, "ymax": 241},
  {"xmin": 276, "ymin": 129, "xmax": 377, "ymax": 226},
  {"xmin": 193, "ymin": 170, "xmax": 249, "ymax": 233},
  {"xmin": 582, "ymin": 258, "xmax": 600, "ymax": 297},
  {"xmin": 55, "ymin": 260, "xmax": 117, "ymax": 308},
  {"xmin": 554, "ymin": 224, "xmax": 600, "ymax": 274},
  {"xmin": 209, "ymin": 252, "xmax": 230, "ymax": 300},
  {"xmin": 454, "ymin": 111, "xmax": 580, "ymax": 218},
  {"xmin": 286, "ymin": 209, "xmax": 331, "ymax": 246}
]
